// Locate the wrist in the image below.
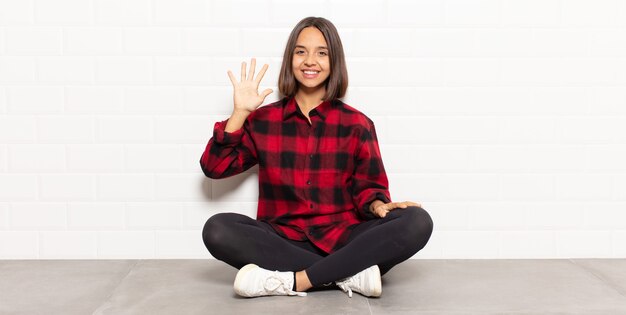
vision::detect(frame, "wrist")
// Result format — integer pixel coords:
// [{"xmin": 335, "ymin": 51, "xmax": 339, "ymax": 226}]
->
[
  {"xmin": 232, "ymin": 108, "xmax": 251, "ymax": 117},
  {"xmin": 369, "ymin": 200, "xmax": 384, "ymax": 213}
]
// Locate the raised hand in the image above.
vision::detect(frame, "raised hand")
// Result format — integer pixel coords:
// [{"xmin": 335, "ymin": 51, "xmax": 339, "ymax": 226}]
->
[{"xmin": 227, "ymin": 58, "xmax": 273, "ymax": 115}]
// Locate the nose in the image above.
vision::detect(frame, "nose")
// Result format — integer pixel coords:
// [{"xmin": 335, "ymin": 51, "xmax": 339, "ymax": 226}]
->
[{"xmin": 305, "ymin": 54, "xmax": 317, "ymax": 66}]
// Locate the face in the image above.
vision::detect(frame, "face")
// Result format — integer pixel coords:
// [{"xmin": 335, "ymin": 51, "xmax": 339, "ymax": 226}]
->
[{"xmin": 291, "ymin": 26, "xmax": 331, "ymax": 92}]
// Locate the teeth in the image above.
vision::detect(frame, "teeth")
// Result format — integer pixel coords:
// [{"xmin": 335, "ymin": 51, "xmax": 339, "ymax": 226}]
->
[{"xmin": 304, "ymin": 71, "xmax": 319, "ymax": 74}]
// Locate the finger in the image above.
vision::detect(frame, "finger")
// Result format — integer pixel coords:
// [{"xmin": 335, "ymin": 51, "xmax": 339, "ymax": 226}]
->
[
  {"xmin": 241, "ymin": 61, "xmax": 246, "ymax": 82},
  {"xmin": 248, "ymin": 58, "xmax": 256, "ymax": 81},
  {"xmin": 227, "ymin": 70, "xmax": 237, "ymax": 86},
  {"xmin": 255, "ymin": 64, "xmax": 269, "ymax": 84},
  {"xmin": 261, "ymin": 88, "xmax": 273, "ymax": 98}
]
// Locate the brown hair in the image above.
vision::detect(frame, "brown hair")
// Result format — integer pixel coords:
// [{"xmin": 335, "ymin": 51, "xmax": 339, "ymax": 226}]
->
[{"xmin": 278, "ymin": 17, "xmax": 348, "ymax": 101}]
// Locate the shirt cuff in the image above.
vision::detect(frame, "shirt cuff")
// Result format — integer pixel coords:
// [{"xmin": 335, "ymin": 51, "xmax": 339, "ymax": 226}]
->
[{"xmin": 213, "ymin": 119, "xmax": 244, "ymax": 145}]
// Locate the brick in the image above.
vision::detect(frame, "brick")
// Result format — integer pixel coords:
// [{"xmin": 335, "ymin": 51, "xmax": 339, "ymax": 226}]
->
[
  {"xmin": 387, "ymin": 0, "xmax": 444, "ymax": 26},
  {"xmin": 38, "ymin": 57, "xmax": 95, "ymax": 83},
  {"xmin": 65, "ymin": 27, "xmax": 123, "ymax": 54},
  {"xmin": 387, "ymin": 116, "xmax": 499, "ymax": 145},
  {"xmin": 444, "ymin": 0, "xmax": 501, "ymax": 26},
  {"xmin": 584, "ymin": 203, "xmax": 626, "ymax": 229},
  {"xmin": 97, "ymin": 174, "xmax": 154, "ymax": 201},
  {"xmin": 0, "ymin": 203, "xmax": 8, "ymax": 229},
  {"xmin": 94, "ymin": 0, "xmax": 152, "ymax": 25},
  {"xmin": 126, "ymin": 144, "xmax": 182, "ymax": 172},
  {"xmin": 67, "ymin": 202, "xmax": 125, "ymax": 229},
  {"xmin": 241, "ymin": 28, "xmax": 290, "ymax": 57},
  {"xmin": 97, "ymin": 115, "xmax": 153, "ymax": 143},
  {"xmin": 96, "ymin": 57, "xmax": 152, "ymax": 84},
  {"xmin": 5, "ymin": 27, "xmax": 62, "ymax": 54},
  {"xmin": 40, "ymin": 231, "xmax": 97, "ymax": 258},
  {"xmin": 8, "ymin": 144, "xmax": 66, "ymax": 172},
  {"xmin": 154, "ymin": 115, "xmax": 214, "ymax": 143},
  {"xmin": 67, "ymin": 144, "xmax": 124, "ymax": 172},
  {"xmin": 556, "ymin": 231, "xmax": 612, "ymax": 258},
  {"xmin": 501, "ymin": 0, "xmax": 559, "ymax": 27},
  {"xmin": 155, "ymin": 174, "xmax": 206, "ymax": 201},
  {"xmin": 154, "ymin": 0, "xmax": 210, "ymax": 25},
  {"xmin": 467, "ymin": 202, "xmax": 527, "ymax": 229},
  {"xmin": 0, "ymin": 145, "xmax": 7, "ymax": 172},
  {"xmin": 37, "ymin": 115, "xmax": 95, "ymax": 143},
  {"xmin": 561, "ymin": 0, "xmax": 620, "ymax": 27},
  {"xmin": 0, "ymin": 1, "xmax": 33, "ymax": 25},
  {"xmin": 210, "ymin": 0, "xmax": 270, "ymax": 27},
  {"xmin": 127, "ymin": 202, "xmax": 182, "ymax": 228},
  {"xmin": 439, "ymin": 231, "xmax": 500, "ymax": 258},
  {"xmin": 0, "ymin": 175, "xmax": 38, "ymax": 201},
  {"xmin": 156, "ymin": 230, "xmax": 205, "ymax": 258},
  {"xmin": 40, "ymin": 174, "xmax": 95, "ymax": 201},
  {"xmin": 0, "ymin": 57, "xmax": 35, "ymax": 83},
  {"xmin": 500, "ymin": 231, "xmax": 556, "ymax": 258},
  {"xmin": 0, "ymin": 231, "xmax": 38, "ymax": 258},
  {"xmin": 328, "ymin": 0, "xmax": 385, "ymax": 27},
  {"xmin": 34, "ymin": 0, "xmax": 93, "ymax": 25},
  {"xmin": 124, "ymin": 86, "xmax": 183, "ymax": 113},
  {"xmin": 97, "ymin": 231, "xmax": 155, "ymax": 258},
  {"xmin": 526, "ymin": 202, "xmax": 584, "ymax": 230},
  {"xmin": 8, "ymin": 86, "xmax": 64, "ymax": 113},
  {"xmin": 66, "ymin": 86, "xmax": 123, "ymax": 113},
  {"xmin": 123, "ymin": 28, "xmax": 181, "ymax": 54},
  {"xmin": 351, "ymin": 29, "xmax": 413, "ymax": 58},
  {"xmin": 154, "ymin": 57, "xmax": 212, "ymax": 84},
  {"xmin": 501, "ymin": 174, "xmax": 555, "ymax": 201},
  {"xmin": 182, "ymin": 86, "xmax": 232, "ymax": 115},
  {"xmin": 183, "ymin": 28, "xmax": 239, "ymax": 56},
  {"xmin": 555, "ymin": 174, "xmax": 612, "ymax": 201},
  {"xmin": 9, "ymin": 202, "xmax": 67, "ymax": 230}
]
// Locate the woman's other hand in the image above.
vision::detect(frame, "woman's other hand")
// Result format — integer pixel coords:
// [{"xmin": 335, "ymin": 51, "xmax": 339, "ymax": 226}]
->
[
  {"xmin": 371, "ymin": 201, "xmax": 422, "ymax": 218},
  {"xmin": 227, "ymin": 57, "xmax": 273, "ymax": 115}
]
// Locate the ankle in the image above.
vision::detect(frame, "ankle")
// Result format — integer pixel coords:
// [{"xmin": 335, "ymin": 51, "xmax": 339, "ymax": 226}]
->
[{"xmin": 295, "ymin": 270, "xmax": 313, "ymax": 292}]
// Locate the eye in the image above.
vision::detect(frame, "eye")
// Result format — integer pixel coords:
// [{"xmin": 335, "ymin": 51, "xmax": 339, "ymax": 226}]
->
[
  {"xmin": 319, "ymin": 51, "xmax": 328, "ymax": 56},
  {"xmin": 295, "ymin": 50, "xmax": 305, "ymax": 54}
]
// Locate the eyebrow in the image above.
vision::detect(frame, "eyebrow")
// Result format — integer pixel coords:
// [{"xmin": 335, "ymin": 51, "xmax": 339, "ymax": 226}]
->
[{"xmin": 295, "ymin": 45, "xmax": 328, "ymax": 50}]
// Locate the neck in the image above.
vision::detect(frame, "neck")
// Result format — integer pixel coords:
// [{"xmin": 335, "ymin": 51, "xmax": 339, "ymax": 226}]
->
[{"xmin": 295, "ymin": 86, "xmax": 326, "ymax": 112}]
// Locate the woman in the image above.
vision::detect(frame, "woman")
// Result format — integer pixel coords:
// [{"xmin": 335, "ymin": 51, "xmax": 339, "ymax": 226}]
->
[{"xmin": 200, "ymin": 16, "xmax": 433, "ymax": 298}]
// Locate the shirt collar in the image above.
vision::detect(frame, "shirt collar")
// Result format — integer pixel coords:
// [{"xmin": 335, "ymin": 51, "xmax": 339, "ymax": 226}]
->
[{"xmin": 282, "ymin": 96, "xmax": 333, "ymax": 121}]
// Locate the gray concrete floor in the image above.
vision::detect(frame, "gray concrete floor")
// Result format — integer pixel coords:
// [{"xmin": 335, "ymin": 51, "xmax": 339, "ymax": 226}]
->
[{"xmin": 1, "ymin": 259, "xmax": 626, "ymax": 314}]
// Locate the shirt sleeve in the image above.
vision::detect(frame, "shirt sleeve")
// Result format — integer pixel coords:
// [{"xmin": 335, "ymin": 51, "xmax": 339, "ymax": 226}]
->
[
  {"xmin": 199, "ymin": 116, "xmax": 258, "ymax": 179},
  {"xmin": 351, "ymin": 121, "xmax": 392, "ymax": 220}
]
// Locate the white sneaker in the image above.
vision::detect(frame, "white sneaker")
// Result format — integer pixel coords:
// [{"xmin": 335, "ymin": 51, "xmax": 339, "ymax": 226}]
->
[
  {"xmin": 335, "ymin": 265, "xmax": 382, "ymax": 298},
  {"xmin": 233, "ymin": 264, "xmax": 307, "ymax": 297}
]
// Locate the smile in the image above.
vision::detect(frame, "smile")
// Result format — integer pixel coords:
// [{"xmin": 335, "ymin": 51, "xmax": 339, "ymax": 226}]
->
[{"xmin": 302, "ymin": 70, "xmax": 320, "ymax": 78}]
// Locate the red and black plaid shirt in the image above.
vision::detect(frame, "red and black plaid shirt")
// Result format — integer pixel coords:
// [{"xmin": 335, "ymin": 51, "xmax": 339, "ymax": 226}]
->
[{"xmin": 200, "ymin": 96, "xmax": 391, "ymax": 254}]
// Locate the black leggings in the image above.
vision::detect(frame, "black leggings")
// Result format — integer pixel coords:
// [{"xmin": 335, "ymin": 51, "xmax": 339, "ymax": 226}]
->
[{"xmin": 202, "ymin": 206, "xmax": 433, "ymax": 287}]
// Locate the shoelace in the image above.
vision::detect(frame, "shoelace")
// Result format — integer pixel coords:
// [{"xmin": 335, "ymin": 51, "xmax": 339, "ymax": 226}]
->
[
  {"xmin": 264, "ymin": 271, "xmax": 307, "ymax": 297},
  {"xmin": 335, "ymin": 277, "xmax": 354, "ymax": 298}
]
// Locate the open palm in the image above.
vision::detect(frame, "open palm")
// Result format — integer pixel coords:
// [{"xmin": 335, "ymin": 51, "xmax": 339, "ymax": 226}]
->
[{"xmin": 227, "ymin": 58, "xmax": 273, "ymax": 114}]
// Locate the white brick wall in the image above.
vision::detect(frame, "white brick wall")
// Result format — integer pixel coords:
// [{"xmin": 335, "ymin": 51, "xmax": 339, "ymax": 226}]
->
[{"xmin": 1, "ymin": 0, "xmax": 626, "ymax": 259}]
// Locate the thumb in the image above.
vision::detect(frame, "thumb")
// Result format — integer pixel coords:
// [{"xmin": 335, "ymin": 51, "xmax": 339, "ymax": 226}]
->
[{"xmin": 261, "ymin": 88, "xmax": 273, "ymax": 98}]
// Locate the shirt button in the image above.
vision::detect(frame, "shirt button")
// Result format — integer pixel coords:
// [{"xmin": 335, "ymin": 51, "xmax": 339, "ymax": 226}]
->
[
  {"xmin": 306, "ymin": 180, "xmax": 311, "ymax": 185},
  {"xmin": 309, "ymin": 154, "xmax": 313, "ymax": 159}
]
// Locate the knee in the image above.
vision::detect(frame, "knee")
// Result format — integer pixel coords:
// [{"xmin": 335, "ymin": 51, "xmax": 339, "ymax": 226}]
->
[
  {"xmin": 202, "ymin": 213, "xmax": 235, "ymax": 255},
  {"xmin": 396, "ymin": 206, "xmax": 434, "ymax": 252}
]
